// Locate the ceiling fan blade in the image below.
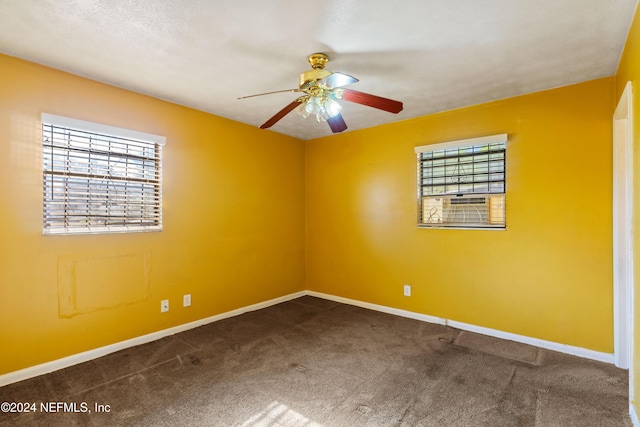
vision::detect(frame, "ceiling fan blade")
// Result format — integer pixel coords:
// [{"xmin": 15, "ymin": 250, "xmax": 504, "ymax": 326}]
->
[
  {"xmin": 327, "ymin": 113, "xmax": 348, "ymax": 133},
  {"xmin": 342, "ymin": 89, "xmax": 403, "ymax": 114},
  {"xmin": 259, "ymin": 99, "xmax": 302, "ymax": 129},
  {"xmin": 238, "ymin": 88, "xmax": 301, "ymax": 99},
  {"xmin": 319, "ymin": 72, "xmax": 359, "ymax": 89}
]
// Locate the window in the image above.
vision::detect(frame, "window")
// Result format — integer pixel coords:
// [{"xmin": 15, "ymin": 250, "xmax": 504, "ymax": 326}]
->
[
  {"xmin": 415, "ymin": 134, "xmax": 507, "ymax": 229},
  {"xmin": 42, "ymin": 114, "xmax": 165, "ymax": 235}
]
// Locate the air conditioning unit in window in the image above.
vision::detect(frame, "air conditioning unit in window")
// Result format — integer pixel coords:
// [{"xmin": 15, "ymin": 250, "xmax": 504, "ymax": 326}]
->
[
  {"xmin": 442, "ymin": 195, "xmax": 488, "ymax": 224},
  {"xmin": 421, "ymin": 194, "xmax": 505, "ymax": 227}
]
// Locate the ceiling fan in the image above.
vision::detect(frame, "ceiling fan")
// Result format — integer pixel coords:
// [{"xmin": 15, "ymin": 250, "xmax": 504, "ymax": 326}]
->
[{"xmin": 238, "ymin": 53, "xmax": 403, "ymax": 133}]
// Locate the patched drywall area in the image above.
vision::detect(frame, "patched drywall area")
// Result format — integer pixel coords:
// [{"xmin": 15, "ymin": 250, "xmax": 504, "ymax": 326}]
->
[{"xmin": 57, "ymin": 251, "xmax": 151, "ymax": 317}]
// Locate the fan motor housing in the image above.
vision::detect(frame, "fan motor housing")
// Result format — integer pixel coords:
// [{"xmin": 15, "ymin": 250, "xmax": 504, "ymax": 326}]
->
[
  {"xmin": 299, "ymin": 69, "xmax": 331, "ymax": 89},
  {"xmin": 299, "ymin": 53, "xmax": 332, "ymax": 89}
]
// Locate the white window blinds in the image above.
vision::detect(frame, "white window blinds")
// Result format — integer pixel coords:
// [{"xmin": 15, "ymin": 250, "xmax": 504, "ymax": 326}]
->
[{"xmin": 42, "ymin": 114, "xmax": 165, "ymax": 235}]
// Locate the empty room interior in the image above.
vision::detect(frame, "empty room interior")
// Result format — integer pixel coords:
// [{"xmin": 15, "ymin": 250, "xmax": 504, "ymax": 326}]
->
[{"xmin": 1, "ymin": 1, "xmax": 640, "ymax": 426}]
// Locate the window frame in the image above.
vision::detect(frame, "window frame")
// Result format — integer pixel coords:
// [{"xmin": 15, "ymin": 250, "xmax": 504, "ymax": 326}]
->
[
  {"xmin": 414, "ymin": 134, "xmax": 507, "ymax": 230},
  {"xmin": 41, "ymin": 113, "xmax": 166, "ymax": 236}
]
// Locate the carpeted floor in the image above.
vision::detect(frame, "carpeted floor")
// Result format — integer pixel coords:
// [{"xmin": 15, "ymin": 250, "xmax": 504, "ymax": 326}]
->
[{"xmin": 0, "ymin": 296, "xmax": 631, "ymax": 426}]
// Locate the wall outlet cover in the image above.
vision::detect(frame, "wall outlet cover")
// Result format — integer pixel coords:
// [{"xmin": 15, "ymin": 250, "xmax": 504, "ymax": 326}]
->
[{"xmin": 404, "ymin": 284, "xmax": 411, "ymax": 297}]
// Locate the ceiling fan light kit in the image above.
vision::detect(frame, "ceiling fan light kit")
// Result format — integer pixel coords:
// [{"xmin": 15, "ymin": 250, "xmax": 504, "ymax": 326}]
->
[
  {"xmin": 239, "ymin": 53, "xmax": 403, "ymax": 134},
  {"xmin": 295, "ymin": 91, "xmax": 343, "ymax": 122}
]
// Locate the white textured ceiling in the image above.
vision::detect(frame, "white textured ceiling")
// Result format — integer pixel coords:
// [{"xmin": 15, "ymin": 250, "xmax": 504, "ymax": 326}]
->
[{"xmin": 0, "ymin": 0, "xmax": 637, "ymax": 140}]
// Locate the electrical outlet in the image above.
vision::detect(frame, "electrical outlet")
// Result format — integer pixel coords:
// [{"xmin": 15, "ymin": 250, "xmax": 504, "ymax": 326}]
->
[
  {"xmin": 161, "ymin": 299, "xmax": 169, "ymax": 313},
  {"xmin": 183, "ymin": 294, "xmax": 191, "ymax": 307},
  {"xmin": 404, "ymin": 284, "xmax": 411, "ymax": 297}
]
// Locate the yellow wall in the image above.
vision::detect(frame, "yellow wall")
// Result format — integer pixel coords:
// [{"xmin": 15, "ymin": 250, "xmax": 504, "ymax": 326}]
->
[
  {"xmin": 306, "ymin": 77, "xmax": 614, "ymax": 352},
  {"xmin": 0, "ymin": 41, "xmax": 625, "ymax": 378},
  {"xmin": 0, "ymin": 54, "xmax": 306, "ymax": 374},
  {"xmin": 615, "ymin": 2, "xmax": 640, "ymax": 415}
]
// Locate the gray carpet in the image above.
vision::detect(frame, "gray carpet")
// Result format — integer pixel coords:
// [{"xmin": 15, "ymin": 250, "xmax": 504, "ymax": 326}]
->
[{"xmin": 0, "ymin": 296, "xmax": 631, "ymax": 426}]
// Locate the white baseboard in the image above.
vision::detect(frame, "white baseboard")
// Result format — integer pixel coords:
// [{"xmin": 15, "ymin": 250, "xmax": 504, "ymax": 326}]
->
[
  {"xmin": 446, "ymin": 319, "xmax": 613, "ymax": 364},
  {"xmin": 0, "ymin": 289, "xmax": 617, "ymax": 387},
  {"xmin": 0, "ymin": 291, "xmax": 305, "ymax": 387},
  {"xmin": 306, "ymin": 291, "xmax": 446, "ymax": 326},
  {"xmin": 632, "ymin": 403, "xmax": 640, "ymax": 427},
  {"xmin": 306, "ymin": 291, "xmax": 614, "ymax": 364}
]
